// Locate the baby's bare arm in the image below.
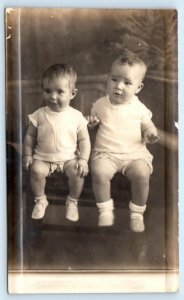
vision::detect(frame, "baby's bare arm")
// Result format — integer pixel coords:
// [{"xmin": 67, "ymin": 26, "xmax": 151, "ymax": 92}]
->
[
  {"xmin": 76, "ymin": 126, "xmax": 91, "ymax": 177},
  {"xmin": 23, "ymin": 123, "xmax": 37, "ymax": 170},
  {"xmin": 141, "ymin": 121, "xmax": 160, "ymax": 144}
]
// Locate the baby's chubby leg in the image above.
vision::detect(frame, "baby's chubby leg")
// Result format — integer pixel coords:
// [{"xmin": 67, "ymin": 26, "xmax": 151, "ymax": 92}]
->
[
  {"xmin": 64, "ymin": 159, "xmax": 85, "ymax": 222},
  {"xmin": 125, "ymin": 159, "xmax": 151, "ymax": 206},
  {"xmin": 30, "ymin": 159, "xmax": 50, "ymax": 219},
  {"xmin": 64, "ymin": 159, "xmax": 85, "ymax": 199},
  {"xmin": 90, "ymin": 158, "xmax": 116, "ymax": 203},
  {"xmin": 30, "ymin": 159, "xmax": 50, "ymax": 197},
  {"xmin": 90, "ymin": 158, "xmax": 116, "ymax": 226},
  {"xmin": 125, "ymin": 160, "xmax": 151, "ymax": 232}
]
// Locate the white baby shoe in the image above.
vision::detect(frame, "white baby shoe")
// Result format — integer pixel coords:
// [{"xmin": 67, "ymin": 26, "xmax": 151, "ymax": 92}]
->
[
  {"xmin": 66, "ymin": 197, "xmax": 79, "ymax": 222},
  {"xmin": 129, "ymin": 201, "xmax": 146, "ymax": 232},
  {"xmin": 32, "ymin": 196, "xmax": 49, "ymax": 219}
]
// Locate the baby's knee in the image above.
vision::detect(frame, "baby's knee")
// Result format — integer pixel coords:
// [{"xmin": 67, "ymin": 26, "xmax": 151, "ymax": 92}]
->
[
  {"xmin": 91, "ymin": 162, "xmax": 102, "ymax": 176},
  {"xmin": 30, "ymin": 160, "xmax": 49, "ymax": 178},
  {"xmin": 129, "ymin": 170, "xmax": 150, "ymax": 184},
  {"xmin": 66, "ymin": 166, "xmax": 78, "ymax": 178},
  {"xmin": 65, "ymin": 163, "xmax": 82, "ymax": 181},
  {"xmin": 91, "ymin": 162, "xmax": 112, "ymax": 182},
  {"xmin": 126, "ymin": 164, "xmax": 150, "ymax": 184},
  {"xmin": 136, "ymin": 171, "xmax": 150, "ymax": 183}
]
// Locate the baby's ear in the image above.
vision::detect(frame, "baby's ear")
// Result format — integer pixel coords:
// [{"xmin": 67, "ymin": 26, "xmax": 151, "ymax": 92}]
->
[
  {"xmin": 136, "ymin": 83, "xmax": 144, "ymax": 94},
  {"xmin": 71, "ymin": 88, "xmax": 78, "ymax": 99}
]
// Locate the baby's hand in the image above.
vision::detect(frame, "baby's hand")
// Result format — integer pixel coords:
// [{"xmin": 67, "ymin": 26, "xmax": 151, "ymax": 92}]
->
[
  {"xmin": 23, "ymin": 155, "xmax": 33, "ymax": 170},
  {"xmin": 142, "ymin": 133, "xmax": 160, "ymax": 145},
  {"xmin": 142, "ymin": 126, "xmax": 160, "ymax": 145},
  {"xmin": 86, "ymin": 115, "xmax": 100, "ymax": 128},
  {"xmin": 75, "ymin": 158, "xmax": 89, "ymax": 177}
]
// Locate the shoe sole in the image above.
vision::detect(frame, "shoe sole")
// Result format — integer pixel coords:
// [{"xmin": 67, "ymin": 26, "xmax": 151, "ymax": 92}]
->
[{"xmin": 66, "ymin": 215, "xmax": 79, "ymax": 222}]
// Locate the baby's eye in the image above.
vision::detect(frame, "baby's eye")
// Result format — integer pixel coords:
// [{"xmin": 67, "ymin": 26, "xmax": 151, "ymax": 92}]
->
[
  {"xmin": 125, "ymin": 81, "xmax": 132, "ymax": 85},
  {"xmin": 57, "ymin": 89, "xmax": 64, "ymax": 94},
  {"xmin": 44, "ymin": 88, "xmax": 51, "ymax": 94},
  {"xmin": 111, "ymin": 77, "xmax": 117, "ymax": 82}
]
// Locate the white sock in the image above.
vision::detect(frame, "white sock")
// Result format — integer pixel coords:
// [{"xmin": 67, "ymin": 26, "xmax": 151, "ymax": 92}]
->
[
  {"xmin": 97, "ymin": 199, "xmax": 114, "ymax": 226},
  {"xmin": 129, "ymin": 201, "xmax": 146, "ymax": 214},
  {"xmin": 97, "ymin": 199, "xmax": 114, "ymax": 211}
]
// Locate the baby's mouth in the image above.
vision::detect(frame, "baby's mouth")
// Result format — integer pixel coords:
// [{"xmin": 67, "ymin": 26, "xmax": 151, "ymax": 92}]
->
[
  {"xmin": 50, "ymin": 102, "xmax": 59, "ymax": 106},
  {"xmin": 114, "ymin": 92, "xmax": 123, "ymax": 97}
]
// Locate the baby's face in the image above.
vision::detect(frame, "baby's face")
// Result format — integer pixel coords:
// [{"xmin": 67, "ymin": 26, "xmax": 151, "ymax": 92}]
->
[
  {"xmin": 43, "ymin": 76, "xmax": 75, "ymax": 112},
  {"xmin": 107, "ymin": 63, "xmax": 146, "ymax": 105}
]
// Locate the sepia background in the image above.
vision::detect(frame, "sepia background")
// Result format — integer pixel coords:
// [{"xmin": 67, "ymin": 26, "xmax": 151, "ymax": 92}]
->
[{"xmin": 6, "ymin": 8, "xmax": 178, "ymax": 282}]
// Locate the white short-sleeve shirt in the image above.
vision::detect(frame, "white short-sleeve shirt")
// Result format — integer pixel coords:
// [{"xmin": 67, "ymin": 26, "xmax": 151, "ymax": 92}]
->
[
  {"xmin": 91, "ymin": 95, "xmax": 154, "ymax": 159},
  {"xmin": 28, "ymin": 106, "xmax": 87, "ymax": 162}
]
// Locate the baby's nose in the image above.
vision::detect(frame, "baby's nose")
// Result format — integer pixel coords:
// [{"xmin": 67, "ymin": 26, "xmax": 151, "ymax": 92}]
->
[
  {"xmin": 51, "ymin": 93, "xmax": 57, "ymax": 100},
  {"xmin": 116, "ymin": 81, "xmax": 125, "ymax": 89}
]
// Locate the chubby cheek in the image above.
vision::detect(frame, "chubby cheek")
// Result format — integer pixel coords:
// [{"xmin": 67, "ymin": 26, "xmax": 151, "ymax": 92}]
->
[
  {"xmin": 131, "ymin": 88, "xmax": 139, "ymax": 95},
  {"xmin": 43, "ymin": 93, "xmax": 49, "ymax": 100},
  {"xmin": 58, "ymin": 95, "xmax": 66, "ymax": 102},
  {"xmin": 107, "ymin": 82, "xmax": 113, "ymax": 94}
]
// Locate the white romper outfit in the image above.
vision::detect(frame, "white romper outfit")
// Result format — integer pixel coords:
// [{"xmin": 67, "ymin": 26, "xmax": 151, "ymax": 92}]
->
[{"xmin": 91, "ymin": 95, "xmax": 155, "ymax": 174}]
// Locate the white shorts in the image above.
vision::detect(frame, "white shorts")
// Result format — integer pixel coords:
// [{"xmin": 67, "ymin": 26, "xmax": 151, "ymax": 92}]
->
[
  {"xmin": 91, "ymin": 152, "xmax": 153, "ymax": 175},
  {"xmin": 48, "ymin": 159, "xmax": 77, "ymax": 176}
]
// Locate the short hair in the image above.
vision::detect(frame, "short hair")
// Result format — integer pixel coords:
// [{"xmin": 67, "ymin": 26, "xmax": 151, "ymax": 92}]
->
[
  {"xmin": 112, "ymin": 49, "xmax": 147, "ymax": 79},
  {"xmin": 42, "ymin": 63, "xmax": 77, "ymax": 90}
]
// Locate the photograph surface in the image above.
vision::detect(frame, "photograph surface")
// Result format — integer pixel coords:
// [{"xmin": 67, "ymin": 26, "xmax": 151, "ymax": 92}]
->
[{"xmin": 6, "ymin": 7, "xmax": 178, "ymax": 293}]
